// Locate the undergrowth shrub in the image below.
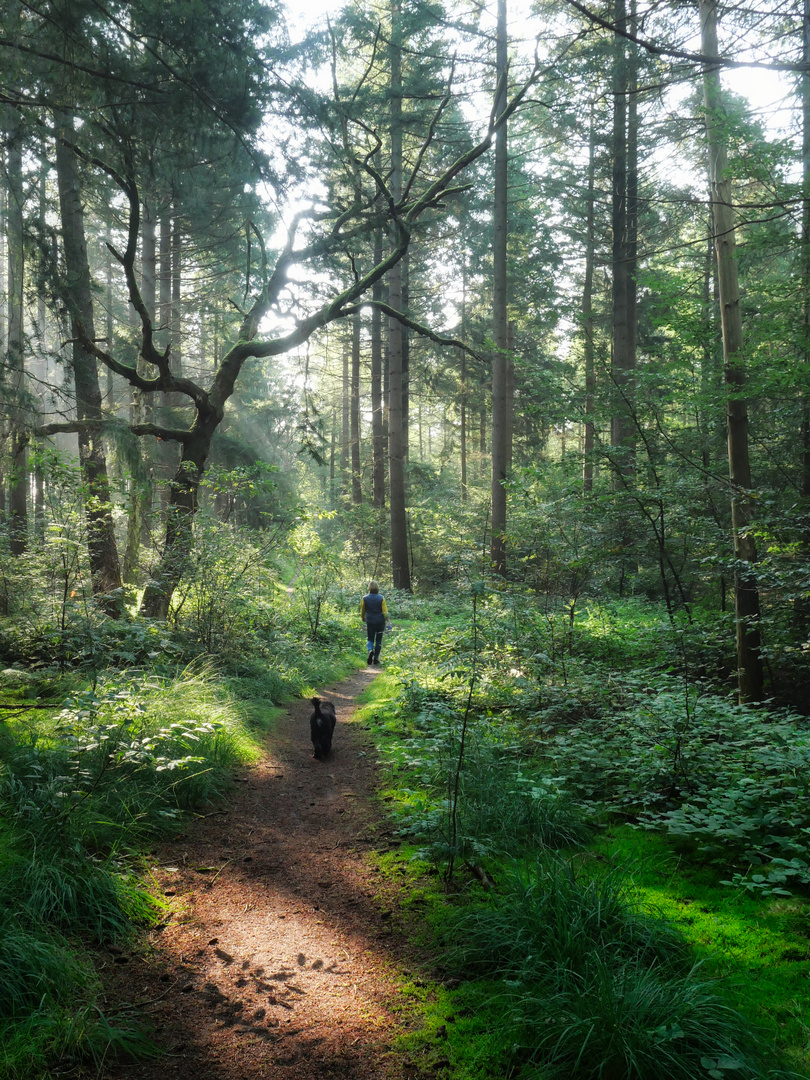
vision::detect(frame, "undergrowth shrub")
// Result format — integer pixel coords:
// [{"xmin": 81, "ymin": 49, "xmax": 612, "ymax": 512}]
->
[
  {"xmin": 0, "ymin": 906, "xmax": 156, "ymax": 1079},
  {"xmin": 378, "ymin": 693, "xmax": 587, "ymax": 865},
  {"xmin": 379, "ymin": 607, "xmax": 801, "ymax": 1079},
  {"xmin": 0, "ymin": 665, "xmax": 258, "ymax": 1075},
  {"xmin": 539, "ymin": 681, "xmax": 810, "ymax": 890},
  {"xmin": 3, "ymin": 666, "xmax": 251, "ymax": 854}
]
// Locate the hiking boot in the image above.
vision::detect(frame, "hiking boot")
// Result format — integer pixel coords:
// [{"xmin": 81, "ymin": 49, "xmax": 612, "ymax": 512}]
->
[{"xmin": 367, "ymin": 652, "xmax": 374, "ymax": 666}]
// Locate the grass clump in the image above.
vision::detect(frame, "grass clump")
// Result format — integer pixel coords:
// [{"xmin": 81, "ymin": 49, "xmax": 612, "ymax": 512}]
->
[
  {"xmin": 0, "ymin": 665, "xmax": 259, "ymax": 1076},
  {"xmin": 359, "ymin": 672, "xmax": 588, "ymax": 869},
  {"xmin": 438, "ymin": 857, "xmax": 784, "ymax": 1080}
]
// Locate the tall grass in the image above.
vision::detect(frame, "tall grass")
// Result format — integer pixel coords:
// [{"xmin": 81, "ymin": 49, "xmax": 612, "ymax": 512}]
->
[
  {"xmin": 438, "ymin": 857, "xmax": 783, "ymax": 1079},
  {"xmin": 0, "ymin": 666, "xmax": 257, "ymax": 1075}
]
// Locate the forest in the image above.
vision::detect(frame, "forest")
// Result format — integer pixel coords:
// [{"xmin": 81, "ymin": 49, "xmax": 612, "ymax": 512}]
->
[{"xmin": 2, "ymin": 0, "xmax": 810, "ymax": 1077}]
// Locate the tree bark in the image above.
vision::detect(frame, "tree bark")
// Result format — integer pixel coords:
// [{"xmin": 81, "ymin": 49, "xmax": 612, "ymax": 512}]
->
[
  {"xmin": 171, "ymin": 210, "xmax": 182, "ymax": 377},
  {"xmin": 6, "ymin": 105, "xmax": 27, "ymax": 554},
  {"xmin": 801, "ymin": 0, "xmax": 810, "ymax": 500},
  {"xmin": 341, "ymin": 334, "xmax": 349, "ymax": 491},
  {"xmin": 610, "ymin": 0, "xmax": 637, "ymax": 484},
  {"xmin": 371, "ymin": 218, "xmax": 386, "ymax": 507},
  {"xmin": 351, "ymin": 308, "xmax": 362, "ymax": 504},
  {"xmin": 700, "ymin": 0, "xmax": 763, "ymax": 703},
  {"xmin": 506, "ymin": 319, "xmax": 516, "ymax": 470},
  {"xmin": 159, "ymin": 212, "xmax": 171, "ymax": 353},
  {"xmin": 583, "ymin": 102, "xmax": 597, "ymax": 493},
  {"xmin": 388, "ymin": 0, "xmax": 411, "ymax": 590},
  {"xmin": 490, "ymin": 0, "xmax": 509, "ymax": 577},
  {"xmin": 54, "ymin": 115, "xmax": 123, "ymax": 613},
  {"xmin": 123, "ymin": 197, "xmax": 156, "ymax": 585},
  {"xmin": 402, "ymin": 248, "xmax": 410, "ymax": 462},
  {"xmin": 460, "ymin": 262, "xmax": 468, "ymax": 504}
]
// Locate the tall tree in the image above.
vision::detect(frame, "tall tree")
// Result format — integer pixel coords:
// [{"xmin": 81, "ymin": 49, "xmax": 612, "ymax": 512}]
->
[
  {"xmin": 371, "ymin": 215, "xmax": 386, "ymax": 508},
  {"xmin": 351, "ymin": 308, "xmax": 362, "ymax": 504},
  {"xmin": 610, "ymin": 0, "xmax": 637, "ymax": 488},
  {"xmin": 388, "ymin": 0, "xmax": 411, "ymax": 590},
  {"xmin": 54, "ymin": 115, "xmax": 123, "ymax": 612},
  {"xmin": 490, "ymin": 0, "xmax": 510, "ymax": 577},
  {"xmin": 699, "ymin": 0, "xmax": 763, "ymax": 702},
  {"xmin": 582, "ymin": 101, "xmax": 597, "ymax": 494},
  {"xmin": 5, "ymin": 104, "xmax": 27, "ymax": 554}
]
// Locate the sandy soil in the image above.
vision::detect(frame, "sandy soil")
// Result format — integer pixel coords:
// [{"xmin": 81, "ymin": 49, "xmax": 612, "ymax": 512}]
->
[{"xmin": 96, "ymin": 667, "xmax": 421, "ymax": 1080}]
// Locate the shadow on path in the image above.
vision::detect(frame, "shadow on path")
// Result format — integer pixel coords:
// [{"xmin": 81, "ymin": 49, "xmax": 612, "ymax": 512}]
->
[{"xmin": 99, "ymin": 668, "xmax": 416, "ymax": 1080}]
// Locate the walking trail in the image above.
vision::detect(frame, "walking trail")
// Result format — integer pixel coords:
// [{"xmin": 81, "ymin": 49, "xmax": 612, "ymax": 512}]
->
[{"xmin": 100, "ymin": 667, "xmax": 417, "ymax": 1080}]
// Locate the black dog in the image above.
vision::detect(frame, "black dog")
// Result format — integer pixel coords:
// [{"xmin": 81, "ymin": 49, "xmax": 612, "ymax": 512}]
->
[{"xmin": 310, "ymin": 696, "xmax": 337, "ymax": 760}]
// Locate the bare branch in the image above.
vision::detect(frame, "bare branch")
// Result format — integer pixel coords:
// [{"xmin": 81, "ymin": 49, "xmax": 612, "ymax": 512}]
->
[
  {"xmin": 342, "ymin": 300, "xmax": 484, "ymax": 361},
  {"xmin": 561, "ymin": 0, "xmax": 808, "ymax": 73}
]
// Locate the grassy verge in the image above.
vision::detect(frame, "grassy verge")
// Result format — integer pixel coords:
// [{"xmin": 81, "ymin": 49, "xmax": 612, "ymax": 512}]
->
[
  {"xmin": 0, "ymin": 605, "xmax": 363, "ymax": 1080},
  {"xmin": 354, "ymin": 623, "xmax": 810, "ymax": 1080}
]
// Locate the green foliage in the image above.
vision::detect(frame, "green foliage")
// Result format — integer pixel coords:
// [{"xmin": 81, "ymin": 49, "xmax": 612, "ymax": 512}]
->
[
  {"xmin": 0, "ymin": 667, "xmax": 258, "ymax": 1074},
  {"xmin": 366, "ymin": 607, "xmax": 809, "ymax": 1079},
  {"xmin": 0, "ymin": 915, "xmax": 91, "ymax": 1019},
  {"xmin": 388, "ymin": 714, "xmax": 588, "ymax": 865},
  {"xmin": 2, "ymin": 671, "xmax": 252, "ymax": 864},
  {"xmin": 538, "ymin": 677, "xmax": 810, "ymax": 890},
  {"xmin": 443, "ymin": 856, "xmax": 689, "ymax": 980},
  {"xmin": 171, "ymin": 511, "xmax": 283, "ymax": 652}
]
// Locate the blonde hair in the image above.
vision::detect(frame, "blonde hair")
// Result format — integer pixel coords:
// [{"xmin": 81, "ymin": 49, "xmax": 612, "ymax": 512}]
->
[{"xmin": 368, "ymin": 580, "xmax": 379, "ymax": 593}]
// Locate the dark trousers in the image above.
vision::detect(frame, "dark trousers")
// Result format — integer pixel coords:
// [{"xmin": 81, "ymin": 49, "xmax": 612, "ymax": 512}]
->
[{"xmin": 366, "ymin": 622, "xmax": 385, "ymax": 660}]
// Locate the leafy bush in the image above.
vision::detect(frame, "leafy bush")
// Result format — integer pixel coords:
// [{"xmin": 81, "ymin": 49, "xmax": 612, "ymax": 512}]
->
[
  {"xmin": 539, "ymin": 680, "xmax": 810, "ymax": 888},
  {"xmin": 374, "ymin": 690, "xmax": 587, "ymax": 867}
]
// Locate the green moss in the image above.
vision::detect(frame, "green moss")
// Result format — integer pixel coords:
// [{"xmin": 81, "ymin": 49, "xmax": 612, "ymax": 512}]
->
[
  {"xmin": 397, "ymin": 982, "xmax": 517, "ymax": 1080},
  {"xmin": 603, "ymin": 826, "xmax": 810, "ymax": 1074}
]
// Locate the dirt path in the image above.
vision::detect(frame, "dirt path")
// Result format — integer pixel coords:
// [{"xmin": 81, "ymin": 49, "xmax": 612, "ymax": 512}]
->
[{"xmin": 99, "ymin": 668, "xmax": 415, "ymax": 1080}]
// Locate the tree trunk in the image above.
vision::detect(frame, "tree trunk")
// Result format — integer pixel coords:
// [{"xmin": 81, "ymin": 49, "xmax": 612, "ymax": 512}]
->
[
  {"xmin": 802, "ymin": 0, "xmax": 810, "ymax": 501},
  {"xmin": 6, "ymin": 105, "xmax": 27, "ymax": 554},
  {"xmin": 329, "ymin": 404, "xmax": 336, "ymax": 504},
  {"xmin": 123, "ymin": 197, "xmax": 156, "ymax": 585},
  {"xmin": 401, "ymin": 248, "xmax": 410, "ymax": 462},
  {"xmin": 388, "ymin": 0, "xmax": 411, "ymax": 590},
  {"xmin": 460, "ymin": 261, "xmax": 468, "ymax": 503},
  {"xmin": 54, "ymin": 115, "xmax": 123, "ymax": 614},
  {"xmin": 371, "ymin": 217, "xmax": 386, "ymax": 507},
  {"xmin": 699, "ymin": 0, "xmax": 763, "ymax": 703},
  {"xmin": 506, "ymin": 319, "xmax": 516, "ymax": 471},
  {"xmin": 351, "ymin": 309, "xmax": 362, "ymax": 504},
  {"xmin": 490, "ymin": 0, "xmax": 509, "ymax": 577},
  {"xmin": 610, "ymin": 0, "xmax": 637, "ymax": 484},
  {"xmin": 480, "ymin": 398, "xmax": 487, "ymax": 479},
  {"xmin": 34, "ymin": 462, "xmax": 45, "ymax": 538},
  {"xmin": 341, "ymin": 334, "xmax": 349, "ymax": 492},
  {"xmin": 159, "ymin": 212, "xmax": 171, "ymax": 352},
  {"xmin": 140, "ymin": 434, "xmax": 210, "ymax": 619},
  {"xmin": 171, "ymin": 209, "xmax": 182, "ymax": 382},
  {"xmin": 0, "ymin": 174, "xmax": 5, "ymax": 356},
  {"xmin": 583, "ymin": 103, "xmax": 597, "ymax": 493}
]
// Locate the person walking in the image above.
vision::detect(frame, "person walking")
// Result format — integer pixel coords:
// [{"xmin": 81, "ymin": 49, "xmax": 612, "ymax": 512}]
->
[{"xmin": 360, "ymin": 581, "xmax": 391, "ymax": 666}]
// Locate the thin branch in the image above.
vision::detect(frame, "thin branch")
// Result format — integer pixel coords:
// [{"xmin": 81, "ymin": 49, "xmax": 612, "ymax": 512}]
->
[
  {"xmin": 562, "ymin": 0, "xmax": 809, "ymax": 73},
  {"xmin": 341, "ymin": 301, "xmax": 483, "ymax": 361}
]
